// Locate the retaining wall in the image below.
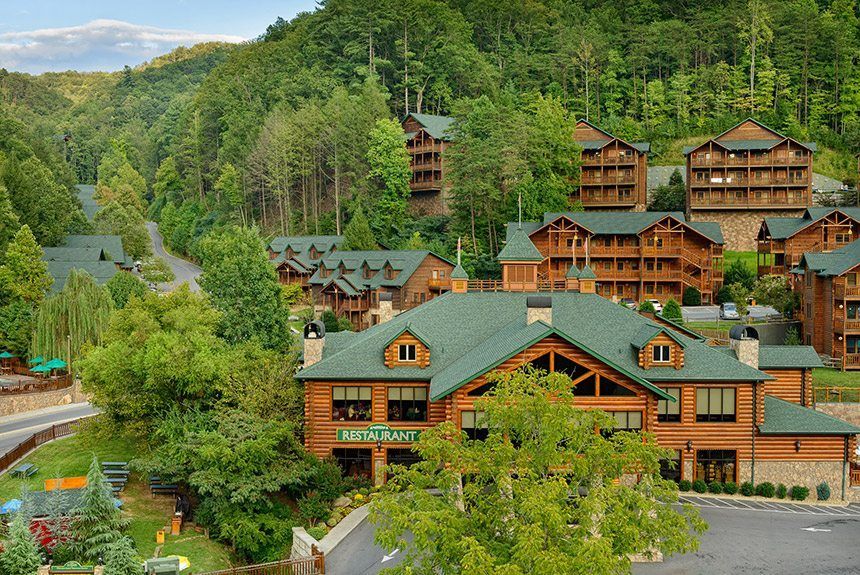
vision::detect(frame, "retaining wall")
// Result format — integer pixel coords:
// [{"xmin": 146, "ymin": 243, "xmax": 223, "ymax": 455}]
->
[{"xmin": 0, "ymin": 379, "xmax": 86, "ymax": 417}]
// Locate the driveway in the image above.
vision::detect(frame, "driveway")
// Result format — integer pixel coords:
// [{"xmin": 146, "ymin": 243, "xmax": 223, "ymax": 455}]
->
[
  {"xmin": 0, "ymin": 403, "xmax": 98, "ymax": 454},
  {"xmin": 326, "ymin": 500, "xmax": 860, "ymax": 575},
  {"xmin": 681, "ymin": 305, "xmax": 779, "ymax": 322},
  {"xmin": 145, "ymin": 222, "xmax": 201, "ymax": 292}
]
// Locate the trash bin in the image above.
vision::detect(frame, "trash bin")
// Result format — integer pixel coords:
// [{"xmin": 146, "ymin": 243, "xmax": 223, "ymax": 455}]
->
[{"xmin": 156, "ymin": 530, "xmax": 165, "ymax": 544}]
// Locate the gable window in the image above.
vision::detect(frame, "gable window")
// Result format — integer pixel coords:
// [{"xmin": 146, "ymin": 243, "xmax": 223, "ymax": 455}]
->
[
  {"xmin": 696, "ymin": 388, "xmax": 736, "ymax": 422},
  {"xmin": 461, "ymin": 411, "xmax": 488, "ymax": 441},
  {"xmin": 332, "ymin": 386, "xmax": 372, "ymax": 421},
  {"xmin": 848, "ymin": 273, "xmax": 858, "ymax": 287},
  {"xmin": 388, "ymin": 387, "xmax": 428, "ymax": 421},
  {"xmin": 835, "ymin": 233, "xmax": 851, "ymax": 244},
  {"xmin": 398, "ymin": 344, "xmax": 417, "ymax": 362},
  {"xmin": 652, "ymin": 345, "xmax": 671, "ymax": 363},
  {"xmin": 658, "ymin": 387, "xmax": 681, "ymax": 422}
]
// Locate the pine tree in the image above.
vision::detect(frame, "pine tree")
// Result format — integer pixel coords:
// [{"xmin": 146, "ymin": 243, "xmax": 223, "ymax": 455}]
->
[
  {"xmin": 342, "ymin": 208, "xmax": 377, "ymax": 251},
  {"xmin": 70, "ymin": 457, "xmax": 127, "ymax": 561},
  {"xmin": 662, "ymin": 298, "xmax": 683, "ymax": 320},
  {"xmin": 103, "ymin": 537, "xmax": 139, "ymax": 575},
  {"xmin": 0, "ymin": 512, "xmax": 42, "ymax": 575},
  {"xmin": 367, "ymin": 118, "xmax": 412, "ymax": 240},
  {"xmin": 0, "ymin": 225, "xmax": 52, "ymax": 304}
]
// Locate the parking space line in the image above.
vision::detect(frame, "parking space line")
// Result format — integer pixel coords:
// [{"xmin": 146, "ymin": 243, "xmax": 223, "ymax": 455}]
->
[{"xmin": 677, "ymin": 497, "xmax": 860, "ymax": 517}]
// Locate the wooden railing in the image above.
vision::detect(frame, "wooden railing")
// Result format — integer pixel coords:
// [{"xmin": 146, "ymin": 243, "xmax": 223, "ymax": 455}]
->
[
  {"xmin": 586, "ymin": 246, "xmax": 641, "ymax": 257},
  {"xmin": 427, "ymin": 278, "xmax": 451, "ymax": 290},
  {"xmin": 843, "ymin": 354, "xmax": 860, "ymax": 369},
  {"xmin": 409, "ymin": 180, "xmax": 443, "ymax": 191},
  {"xmin": 690, "ymin": 156, "xmax": 810, "ymax": 167},
  {"xmin": 834, "ymin": 317, "xmax": 860, "ymax": 332},
  {"xmin": 197, "ymin": 554, "xmax": 325, "ymax": 575},
  {"xmin": 835, "ymin": 284, "xmax": 860, "ymax": 299},
  {"xmin": 576, "ymin": 194, "xmax": 636, "ymax": 205},
  {"xmin": 642, "ymin": 246, "xmax": 682, "ymax": 257},
  {"xmin": 813, "ymin": 386, "xmax": 860, "ymax": 403},
  {"xmin": 641, "ymin": 269, "xmax": 682, "ymax": 280},
  {"xmin": 581, "ymin": 174, "xmax": 636, "ymax": 185},
  {"xmin": 851, "ymin": 464, "xmax": 860, "ymax": 487},
  {"xmin": 0, "ymin": 375, "xmax": 73, "ymax": 395},
  {"xmin": 690, "ymin": 194, "xmax": 808, "ymax": 207},
  {"xmin": 581, "ymin": 155, "xmax": 636, "ymax": 166},
  {"xmin": 0, "ymin": 419, "xmax": 86, "ymax": 475}
]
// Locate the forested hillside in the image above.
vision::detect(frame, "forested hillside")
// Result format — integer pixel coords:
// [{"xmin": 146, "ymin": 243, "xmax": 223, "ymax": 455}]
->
[{"xmin": 1, "ymin": 0, "xmax": 859, "ymax": 266}]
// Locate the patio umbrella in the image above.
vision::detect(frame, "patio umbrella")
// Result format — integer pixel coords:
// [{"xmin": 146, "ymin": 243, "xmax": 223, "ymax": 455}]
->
[
  {"xmin": 44, "ymin": 358, "xmax": 67, "ymax": 370},
  {"xmin": 0, "ymin": 499, "xmax": 22, "ymax": 514},
  {"xmin": 0, "ymin": 351, "xmax": 15, "ymax": 359},
  {"xmin": 27, "ymin": 356, "xmax": 44, "ymax": 365},
  {"xmin": 29, "ymin": 365, "xmax": 50, "ymax": 373}
]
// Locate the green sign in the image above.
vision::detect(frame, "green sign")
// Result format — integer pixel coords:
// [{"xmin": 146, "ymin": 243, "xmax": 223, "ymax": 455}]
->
[{"xmin": 337, "ymin": 423, "xmax": 421, "ymax": 443}]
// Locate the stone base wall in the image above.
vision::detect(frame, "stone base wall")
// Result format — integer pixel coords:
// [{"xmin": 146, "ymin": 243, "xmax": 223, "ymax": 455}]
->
[
  {"xmin": 688, "ymin": 209, "xmax": 806, "ymax": 251},
  {"xmin": 739, "ymin": 460, "xmax": 848, "ymax": 500},
  {"xmin": 290, "ymin": 526, "xmax": 320, "ymax": 559},
  {"xmin": 0, "ymin": 380, "xmax": 86, "ymax": 418},
  {"xmin": 815, "ymin": 403, "xmax": 860, "ymax": 428},
  {"xmin": 409, "ymin": 189, "xmax": 450, "ymax": 216}
]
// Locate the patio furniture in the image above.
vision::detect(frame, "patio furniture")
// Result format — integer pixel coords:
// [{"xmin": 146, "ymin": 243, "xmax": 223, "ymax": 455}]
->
[{"xmin": 11, "ymin": 463, "xmax": 37, "ymax": 478}]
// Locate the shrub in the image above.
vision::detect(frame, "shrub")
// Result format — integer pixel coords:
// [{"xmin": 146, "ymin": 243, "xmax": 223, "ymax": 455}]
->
[
  {"xmin": 638, "ymin": 301, "xmax": 656, "ymax": 313},
  {"xmin": 790, "ymin": 485, "xmax": 810, "ymax": 501},
  {"xmin": 281, "ymin": 283, "xmax": 304, "ymax": 305},
  {"xmin": 662, "ymin": 298, "xmax": 683, "ymax": 320},
  {"xmin": 816, "ymin": 482, "xmax": 831, "ymax": 501},
  {"xmin": 678, "ymin": 479, "xmax": 692, "ymax": 492},
  {"xmin": 755, "ymin": 482, "xmax": 775, "ymax": 498},
  {"xmin": 298, "ymin": 492, "xmax": 331, "ymax": 523},
  {"xmin": 306, "ymin": 526, "xmax": 327, "ymax": 541},
  {"xmin": 776, "ymin": 483, "xmax": 787, "ymax": 499},
  {"xmin": 683, "ymin": 286, "xmax": 702, "ymax": 306},
  {"xmin": 708, "ymin": 481, "xmax": 723, "ymax": 494},
  {"xmin": 740, "ymin": 481, "xmax": 754, "ymax": 496},
  {"xmin": 692, "ymin": 479, "xmax": 707, "ymax": 493},
  {"xmin": 723, "ymin": 481, "xmax": 738, "ymax": 495}
]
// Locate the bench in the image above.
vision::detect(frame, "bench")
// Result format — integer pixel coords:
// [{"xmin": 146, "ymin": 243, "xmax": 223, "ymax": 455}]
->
[
  {"xmin": 101, "ymin": 461, "xmax": 128, "ymax": 469},
  {"xmin": 111, "ymin": 485, "xmax": 123, "ymax": 492},
  {"xmin": 103, "ymin": 470, "xmax": 130, "ymax": 477},
  {"xmin": 105, "ymin": 477, "xmax": 127, "ymax": 484},
  {"xmin": 24, "ymin": 466, "xmax": 39, "ymax": 477},
  {"xmin": 150, "ymin": 484, "xmax": 178, "ymax": 496}
]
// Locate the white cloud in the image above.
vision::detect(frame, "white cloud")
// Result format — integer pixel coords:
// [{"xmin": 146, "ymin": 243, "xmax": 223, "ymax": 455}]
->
[{"xmin": 0, "ymin": 19, "xmax": 246, "ymax": 74}]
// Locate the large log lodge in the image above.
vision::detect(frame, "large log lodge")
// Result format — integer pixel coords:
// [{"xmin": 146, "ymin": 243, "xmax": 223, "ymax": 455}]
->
[
  {"xmin": 298, "ymin": 259, "xmax": 859, "ymax": 496},
  {"xmin": 757, "ymin": 208, "xmax": 860, "ymax": 277},
  {"xmin": 267, "ymin": 235, "xmax": 344, "ymax": 291},
  {"xmin": 684, "ymin": 119, "xmax": 817, "ymax": 251},
  {"xmin": 491, "ymin": 211, "xmax": 725, "ymax": 304},
  {"xmin": 792, "ymin": 238, "xmax": 860, "ymax": 371}
]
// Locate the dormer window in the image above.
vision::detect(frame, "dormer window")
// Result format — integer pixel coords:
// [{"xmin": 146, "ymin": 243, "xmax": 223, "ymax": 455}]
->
[
  {"xmin": 310, "ymin": 247, "xmax": 319, "ymax": 259},
  {"xmin": 363, "ymin": 264, "xmax": 373, "ymax": 279},
  {"xmin": 319, "ymin": 264, "xmax": 328, "ymax": 278},
  {"xmin": 398, "ymin": 344, "xmax": 417, "ymax": 362},
  {"xmin": 652, "ymin": 345, "xmax": 671, "ymax": 363},
  {"xmin": 286, "ymin": 248, "xmax": 295, "ymax": 259}
]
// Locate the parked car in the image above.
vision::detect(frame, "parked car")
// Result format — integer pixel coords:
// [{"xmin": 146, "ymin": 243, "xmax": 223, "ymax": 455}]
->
[
  {"xmin": 720, "ymin": 302, "xmax": 740, "ymax": 320},
  {"xmin": 620, "ymin": 298, "xmax": 637, "ymax": 310},
  {"xmin": 646, "ymin": 299, "xmax": 663, "ymax": 313}
]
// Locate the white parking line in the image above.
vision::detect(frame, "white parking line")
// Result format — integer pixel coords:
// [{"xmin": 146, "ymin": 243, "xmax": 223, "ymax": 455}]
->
[{"xmin": 678, "ymin": 497, "xmax": 860, "ymax": 517}]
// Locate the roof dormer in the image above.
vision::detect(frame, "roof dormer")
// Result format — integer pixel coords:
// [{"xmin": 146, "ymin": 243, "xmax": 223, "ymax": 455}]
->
[
  {"xmin": 383, "ymin": 324, "xmax": 431, "ymax": 368},
  {"xmin": 631, "ymin": 324, "xmax": 687, "ymax": 370}
]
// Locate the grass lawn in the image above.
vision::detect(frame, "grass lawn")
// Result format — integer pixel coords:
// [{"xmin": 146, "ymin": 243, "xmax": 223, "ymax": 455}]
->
[
  {"xmin": 0, "ymin": 424, "xmax": 234, "ymax": 572},
  {"xmin": 725, "ymin": 250, "xmax": 757, "ymax": 275},
  {"xmin": 812, "ymin": 368, "xmax": 860, "ymax": 388}
]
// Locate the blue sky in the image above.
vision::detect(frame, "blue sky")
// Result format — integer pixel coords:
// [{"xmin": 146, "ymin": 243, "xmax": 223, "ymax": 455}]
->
[{"xmin": 0, "ymin": 1, "xmax": 318, "ymax": 74}]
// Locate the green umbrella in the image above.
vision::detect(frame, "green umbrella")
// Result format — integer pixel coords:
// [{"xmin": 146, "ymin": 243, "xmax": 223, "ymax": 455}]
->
[
  {"xmin": 44, "ymin": 358, "xmax": 68, "ymax": 370},
  {"xmin": 27, "ymin": 356, "xmax": 44, "ymax": 365},
  {"xmin": 0, "ymin": 351, "xmax": 15, "ymax": 359},
  {"xmin": 29, "ymin": 365, "xmax": 50, "ymax": 373}
]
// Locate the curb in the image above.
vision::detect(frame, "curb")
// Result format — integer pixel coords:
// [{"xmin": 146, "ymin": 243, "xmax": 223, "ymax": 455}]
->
[
  {"xmin": 318, "ymin": 504, "xmax": 369, "ymax": 555},
  {"xmin": 681, "ymin": 492, "xmax": 849, "ymax": 507}
]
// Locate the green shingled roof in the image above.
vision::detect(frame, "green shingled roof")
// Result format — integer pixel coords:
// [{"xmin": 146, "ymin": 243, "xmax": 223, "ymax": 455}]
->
[
  {"xmin": 268, "ymin": 235, "xmax": 343, "ymax": 268},
  {"xmin": 715, "ymin": 345, "xmax": 822, "ymax": 369},
  {"xmin": 565, "ymin": 265, "xmax": 580, "ymax": 279},
  {"xmin": 42, "ymin": 247, "xmax": 106, "ymax": 262},
  {"xmin": 497, "ymin": 227, "xmax": 544, "ymax": 261},
  {"xmin": 798, "ymin": 238, "xmax": 860, "ymax": 277},
  {"xmin": 62, "ymin": 235, "xmax": 127, "ymax": 265},
  {"xmin": 759, "ymin": 396, "xmax": 860, "ymax": 435},
  {"xmin": 450, "ymin": 264, "xmax": 468, "ymax": 279},
  {"xmin": 405, "ymin": 113, "xmax": 455, "ymax": 141},
  {"xmin": 297, "ymin": 292, "xmax": 772, "ymax": 400},
  {"xmin": 46, "ymin": 261, "xmax": 118, "ymax": 292},
  {"xmin": 75, "ymin": 184, "xmax": 100, "ymax": 221},
  {"xmin": 309, "ymin": 250, "xmax": 453, "ymax": 292},
  {"xmin": 762, "ymin": 208, "xmax": 860, "ymax": 240},
  {"xmin": 578, "ymin": 264, "xmax": 596, "ymax": 279},
  {"xmin": 682, "ymin": 119, "xmax": 816, "ymax": 155},
  {"xmin": 574, "ymin": 119, "xmax": 650, "ymax": 153},
  {"xmin": 630, "ymin": 323, "xmax": 687, "ymax": 350}
]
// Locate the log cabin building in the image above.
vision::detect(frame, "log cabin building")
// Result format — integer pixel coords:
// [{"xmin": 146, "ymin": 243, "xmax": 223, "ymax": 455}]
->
[
  {"xmin": 267, "ymin": 235, "xmax": 344, "ymax": 291},
  {"xmin": 402, "ymin": 113, "xmax": 455, "ymax": 215},
  {"xmin": 792, "ymin": 238, "xmax": 860, "ymax": 370},
  {"xmin": 308, "ymin": 250, "xmax": 455, "ymax": 331},
  {"xmin": 757, "ymin": 208, "xmax": 860, "ymax": 277},
  {"xmin": 491, "ymin": 211, "xmax": 724, "ymax": 304},
  {"xmin": 574, "ymin": 120, "xmax": 650, "ymax": 210},
  {"xmin": 42, "ymin": 235, "xmax": 134, "ymax": 292},
  {"xmin": 684, "ymin": 119, "xmax": 816, "ymax": 251},
  {"xmin": 298, "ymin": 279, "xmax": 858, "ymax": 496}
]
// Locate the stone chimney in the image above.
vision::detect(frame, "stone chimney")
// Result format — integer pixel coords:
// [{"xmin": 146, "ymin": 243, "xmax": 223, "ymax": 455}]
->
[
  {"xmin": 378, "ymin": 291, "xmax": 394, "ymax": 324},
  {"xmin": 729, "ymin": 325, "xmax": 759, "ymax": 370},
  {"xmin": 526, "ymin": 295, "xmax": 552, "ymax": 325},
  {"xmin": 303, "ymin": 320, "xmax": 326, "ymax": 367}
]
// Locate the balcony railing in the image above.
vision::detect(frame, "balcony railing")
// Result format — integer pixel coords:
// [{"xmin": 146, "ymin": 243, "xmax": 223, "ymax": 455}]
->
[
  {"xmin": 690, "ymin": 177, "xmax": 808, "ymax": 187},
  {"xmin": 410, "ymin": 180, "xmax": 443, "ymax": 191},
  {"xmin": 576, "ymin": 195, "xmax": 637, "ymax": 205},
  {"xmin": 428, "ymin": 278, "xmax": 451, "ymax": 291},
  {"xmin": 851, "ymin": 464, "xmax": 860, "ymax": 487},
  {"xmin": 690, "ymin": 156, "xmax": 810, "ymax": 167},
  {"xmin": 587, "ymin": 246, "xmax": 642, "ymax": 257},
  {"xmin": 641, "ymin": 269, "xmax": 682, "ymax": 280},
  {"xmin": 642, "ymin": 246, "xmax": 682, "ymax": 257},
  {"xmin": 835, "ymin": 285, "xmax": 860, "ymax": 299},
  {"xmin": 843, "ymin": 354, "xmax": 860, "ymax": 369},
  {"xmin": 834, "ymin": 318, "xmax": 860, "ymax": 331},
  {"xmin": 581, "ymin": 155, "xmax": 637, "ymax": 166},
  {"xmin": 580, "ymin": 175, "xmax": 636, "ymax": 185},
  {"xmin": 408, "ymin": 143, "xmax": 442, "ymax": 154},
  {"xmin": 690, "ymin": 194, "xmax": 808, "ymax": 208}
]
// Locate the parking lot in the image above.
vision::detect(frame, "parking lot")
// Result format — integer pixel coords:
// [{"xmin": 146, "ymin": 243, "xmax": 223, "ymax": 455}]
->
[
  {"xmin": 678, "ymin": 494, "xmax": 860, "ymax": 517},
  {"xmin": 681, "ymin": 305, "xmax": 779, "ymax": 322}
]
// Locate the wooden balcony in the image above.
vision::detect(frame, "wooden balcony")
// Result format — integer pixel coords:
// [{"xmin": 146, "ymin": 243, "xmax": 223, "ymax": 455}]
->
[
  {"xmin": 587, "ymin": 246, "xmax": 642, "ymax": 257},
  {"xmin": 581, "ymin": 155, "xmax": 637, "ymax": 166},
  {"xmin": 835, "ymin": 284, "xmax": 860, "ymax": 299},
  {"xmin": 851, "ymin": 464, "xmax": 860, "ymax": 487},
  {"xmin": 580, "ymin": 174, "xmax": 636, "ymax": 185},
  {"xmin": 834, "ymin": 317, "xmax": 860, "ymax": 332},
  {"xmin": 642, "ymin": 246, "xmax": 682, "ymax": 257},
  {"xmin": 641, "ymin": 269, "xmax": 682, "ymax": 280},
  {"xmin": 408, "ymin": 143, "xmax": 443, "ymax": 154},
  {"xmin": 689, "ymin": 193, "xmax": 808, "ymax": 209},
  {"xmin": 575, "ymin": 194, "xmax": 637, "ymax": 206},
  {"xmin": 409, "ymin": 179, "xmax": 443, "ymax": 192},
  {"xmin": 428, "ymin": 278, "xmax": 451, "ymax": 291},
  {"xmin": 690, "ymin": 156, "xmax": 810, "ymax": 167},
  {"xmin": 332, "ymin": 299, "xmax": 369, "ymax": 312},
  {"xmin": 690, "ymin": 177, "xmax": 808, "ymax": 187},
  {"xmin": 843, "ymin": 354, "xmax": 860, "ymax": 369}
]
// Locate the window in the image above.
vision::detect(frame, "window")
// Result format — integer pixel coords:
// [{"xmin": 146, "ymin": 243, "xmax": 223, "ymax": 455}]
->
[
  {"xmin": 332, "ymin": 386, "xmax": 372, "ymax": 421},
  {"xmin": 695, "ymin": 449, "xmax": 736, "ymax": 484},
  {"xmin": 461, "ymin": 411, "xmax": 488, "ymax": 440},
  {"xmin": 696, "ymin": 387, "xmax": 736, "ymax": 422},
  {"xmin": 652, "ymin": 345, "xmax": 671, "ymax": 363},
  {"xmin": 387, "ymin": 387, "xmax": 428, "ymax": 421},
  {"xmin": 398, "ymin": 344, "xmax": 417, "ymax": 362},
  {"xmin": 604, "ymin": 238, "xmax": 612, "ymax": 247},
  {"xmin": 657, "ymin": 387, "xmax": 681, "ymax": 422},
  {"xmin": 660, "ymin": 450, "xmax": 682, "ymax": 483},
  {"xmin": 332, "ymin": 448, "xmax": 372, "ymax": 479},
  {"xmin": 847, "ymin": 337, "xmax": 860, "ymax": 354},
  {"xmin": 836, "ymin": 234, "xmax": 851, "ymax": 244},
  {"xmin": 601, "ymin": 377, "xmax": 635, "ymax": 396},
  {"xmin": 607, "ymin": 411, "xmax": 642, "ymax": 433},
  {"xmin": 848, "ymin": 273, "xmax": 858, "ymax": 287},
  {"xmin": 848, "ymin": 304, "xmax": 860, "ymax": 320},
  {"xmin": 387, "ymin": 448, "xmax": 422, "ymax": 469}
]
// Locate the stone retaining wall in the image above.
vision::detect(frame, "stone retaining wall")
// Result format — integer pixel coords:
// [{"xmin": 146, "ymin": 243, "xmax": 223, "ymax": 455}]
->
[
  {"xmin": 689, "ymin": 208, "xmax": 806, "ymax": 251},
  {"xmin": 0, "ymin": 379, "xmax": 86, "ymax": 417},
  {"xmin": 290, "ymin": 526, "xmax": 320, "ymax": 559}
]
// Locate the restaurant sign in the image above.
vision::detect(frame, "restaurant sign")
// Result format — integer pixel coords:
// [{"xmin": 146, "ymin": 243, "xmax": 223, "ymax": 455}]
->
[{"xmin": 337, "ymin": 423, "xmax": 421, "ymax": 443}]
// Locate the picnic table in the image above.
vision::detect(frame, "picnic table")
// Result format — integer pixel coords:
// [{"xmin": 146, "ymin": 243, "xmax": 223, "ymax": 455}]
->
[
  {"xmin": 101, "ymin": 461, "xmax": 128, "ymax": 469},
  {"xmin": 11, "ymin": 463, "xmax": 37, "ymax": 478}
]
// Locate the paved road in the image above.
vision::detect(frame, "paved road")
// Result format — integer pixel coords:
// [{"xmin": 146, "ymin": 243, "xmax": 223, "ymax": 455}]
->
[
  {"xmin": 145, "ymin": 221, "xmax": 201, "ymax": 292},
  {"xmin": 327, "ymin": 500, "xmax": 860, "ymax": 575},
  {"xmin": 0, "ymin": 403, "xmax": 98, "ymax": 454},
  {"xmin": 681, "ymin": 305, "xmax": 779, "ymax": 322}
]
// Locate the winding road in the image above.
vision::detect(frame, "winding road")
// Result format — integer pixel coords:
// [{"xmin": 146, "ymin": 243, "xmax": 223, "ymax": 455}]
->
[
  {"xmin": 0, "ymin": 403, "xmax": 98, "ymax": 455},
  {"xmin": 145, "ymin": 221, "xmax": 202, "ymax": 292}
]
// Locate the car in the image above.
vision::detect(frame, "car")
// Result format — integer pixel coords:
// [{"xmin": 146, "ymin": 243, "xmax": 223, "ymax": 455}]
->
[
  {"xmin": 720, "ymin": 302, "xmax": 740, "ymax": 320},
  {"xmin": 620, "ymin": 298, "xmax": 637, "ymax": 310},
  {"xmin": 646, "ymin": 299, "xmax": 663, "ymax": 314}
]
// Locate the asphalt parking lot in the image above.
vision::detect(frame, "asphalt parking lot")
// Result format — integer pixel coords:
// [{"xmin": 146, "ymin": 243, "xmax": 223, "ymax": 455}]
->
[{"xmin": 681, "ymin": 305, "xmax": 779, "ymax": 322}]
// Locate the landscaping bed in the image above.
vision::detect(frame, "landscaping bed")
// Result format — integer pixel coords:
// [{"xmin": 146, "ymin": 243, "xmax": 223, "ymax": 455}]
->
[{"xmin": 678, "ymin": 479, "xmax": 834, "ymax": 504}]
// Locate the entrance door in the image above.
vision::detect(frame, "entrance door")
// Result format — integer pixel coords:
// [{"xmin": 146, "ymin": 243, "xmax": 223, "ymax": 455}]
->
[
  {"xmin": 695, "ymin": 449, "xmax": 737, "ymax": 483},
  {"xmin": 332, "ymin": 448, "xmax": 372, "ymax": 480}
]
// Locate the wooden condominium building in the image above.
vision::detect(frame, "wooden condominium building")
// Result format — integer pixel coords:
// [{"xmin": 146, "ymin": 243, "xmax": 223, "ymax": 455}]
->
[
  {"xmin": 758, "ymin": 208, "xmax": 860, "ymax": 277},
  {"xmin": 43, "ymin": 235, "xmax": 133, "ymax": 292},
  {"xmin": 267, "ymin": 235, "xmax": 344, "ymax": 291},
  {"xmin": 574, "ymin": 120, "xmax": 650, "ymax": 210},
  {"xmin": 493, "ymin": 211, "xmax": 724, "ymax": 304},
  {"xmin": 792, "ymin": 238, "xmax": 860, "ymax": 370},
  {"xmin": 298, "ymin": 282, "xmax": 857, "ymax": 495},
  {"xmin": 308, "ymin": 250, "xmax": 455, "ymax": 331},
  {"xmin": 684, "ymin": 119, "xmax": 816, "ymax": 251},
  {"xmin": 402, "ymin": 113, "xmax": 455, "ymax": 215}
]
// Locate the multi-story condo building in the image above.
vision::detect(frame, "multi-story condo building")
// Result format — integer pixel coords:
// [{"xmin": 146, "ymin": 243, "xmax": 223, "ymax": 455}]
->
[
  {"xmin": 491, "ymin": 212, "xmax": 724, "ymax": 304},
  {"xmin": 684, "ymin": 119, "xmax": 816, "ymax": 251},
  {"xmin": 574, "ymin": 120, "xmax": 650, "ymax": 210},
  {"xmin": 757, "ymin": 208, "xmax": 860, "ymax": 277},
  {"xmin": 267, "ymin": 235, "xmax": 344, "ymax": 291},
  {"xmin": 298, "ymin": 275, "xmax": 856, "ymax": 493},
  {"xmin": 402, "ymin": 113, "xmax": 454, "ymax": 215},
  {"xmin": 793, "ymin": 238, "xmax": 860, "ymax": 370}
]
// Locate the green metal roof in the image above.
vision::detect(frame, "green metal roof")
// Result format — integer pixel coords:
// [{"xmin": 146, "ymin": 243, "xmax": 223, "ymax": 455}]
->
[
  {"xmin": 42, "ymin": 247, "xmax": 106, "ymax": 262},
  {"xmin": 497, "ymin": 227, "xmax": 544, "ymax": 261},
  {"xmin": 759, "ymin": 396, "xmax": 860, "ymax": 435},
  {"xmin": 450, "ymin": 264, "xmax": 468, "ymax": 279},
  {"xmin": 405, "ymin": 113, "xmax": 455, "ymax": 141},
  {"xmin": 578, "ymin": 264, "xmax": 596, "ymax": 279},
  {"xmin": 309, "ymin": 250, "xmax": 453, "ymax": 292},
  {"xmin": 62, "ymin": 235, "xmax": 126, "ymax": 265},
  {"xmin": 297, "ymin": 292, "xmax": 772, "ymax": 399},
  {"xmin": 798, "ymin": 238, "xmax": 860, "ymax": 277}
]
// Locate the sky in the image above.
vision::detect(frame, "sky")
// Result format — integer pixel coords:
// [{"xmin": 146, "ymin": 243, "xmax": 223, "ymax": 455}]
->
[{"xmin": 0, "ymin": 0, "xmax": 318, "ymax": 74}]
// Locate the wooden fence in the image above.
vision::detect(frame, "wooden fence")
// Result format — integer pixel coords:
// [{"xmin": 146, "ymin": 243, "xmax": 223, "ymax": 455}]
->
[
  {"xmin": 0, "ymin": 375, "xmax": 73, "ymax": 395},
  {"xmin": 0, "ymin": 419, "xmax": 83, "ymax": 474},
  {"xmin": 196, "ymin": 553, "xmax": 325, "ymax": 575},
  {"xmin": 813, "ymin": 386, "xmax": 860, "ymax": 404}
]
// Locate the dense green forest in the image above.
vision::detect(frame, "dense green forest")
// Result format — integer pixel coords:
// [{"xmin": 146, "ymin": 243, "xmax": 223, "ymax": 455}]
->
[{"xmin": 1, "ymin": 0, "xmax": 859, "ymax": 264}]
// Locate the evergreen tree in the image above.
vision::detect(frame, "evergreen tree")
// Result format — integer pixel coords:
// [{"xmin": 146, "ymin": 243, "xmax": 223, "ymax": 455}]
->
[
  {"xmin": 71, "ymin": 457, "xmax": 127, "ymax": 561},
  {"xmin": 367, "ymin": 118, "xmax": 412, "ymax": 241},
  {"xmin": 103, "ymin": 536, "xmax": 139, "ymax": 575},
  {"xmin": 93, "ymin": 201, "xmax": 151, "ymax": 260},
  {"xmin": 649, "ymin": 169, "xmax": 686, "ymax": 212},
  {"xmin": 342, "ymin": 208, "xmax": 376, "ymax": 251},
  {"xmin": 0, "ymin": 225, "xmax": 52, "ymax": 304},
  {"xmin": 0, "ymin": 185, "xmax": 21, "ymax": 259},
  {"xmin": 0, "ymin": 512, "xmax": 42, "ymax": 575},
  {"xmin": 662, "ymin": 298, "xmax": 683, "ymax": 320},
  {"xmin": 214, "ymin": 163, "xmax": 244, "ymax": 222}
]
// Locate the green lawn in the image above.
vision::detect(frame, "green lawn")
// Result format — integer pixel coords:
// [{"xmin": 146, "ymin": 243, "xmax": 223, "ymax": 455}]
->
[
  {"xmin": 812, "ymin": 368, "xmax": 860, "ymax": 388},
  {"xmin": 725, "ymin": 250, "xmax": 757, "ymax": 275},
  {"xmin": 0, "ymin": 424, "xmax": 234, "ymax": 572}
]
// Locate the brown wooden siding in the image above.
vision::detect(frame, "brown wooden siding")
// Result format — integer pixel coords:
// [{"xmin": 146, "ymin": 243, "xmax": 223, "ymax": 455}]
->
[
  {"xmin": 384, "ymin": 333, "xmax": 430, "ymax": 368},
  {"xmin": 761, "ymin": 369, "xmax": 806, "ymax": 405}
]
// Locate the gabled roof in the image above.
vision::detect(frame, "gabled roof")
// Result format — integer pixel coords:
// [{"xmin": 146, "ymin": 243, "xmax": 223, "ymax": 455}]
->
[
  {"xmin": 761, "ymin": 208, "xmax": 860, "ymax": 240},
  {"xmin": 383, "ymin": 323, "xmax": 432, "ymax": 350},
  {"xmin": 46, "ymin": 261, "xmax": 119, "ymax": 292},
  {"xmin": 75, "ymin": 184, "xmax": 100, "ymax": 221},
  {"xmin": 797, "ymin": 238, "xmax": 860, "ymax": 277},
  {"xmin": 759, "ymin": 396, "xmax": 860, "ymax": 435},
  {"xmin": 683, "ymin": 118, "xmax": 816, "ymax": 155},
  {"xmin": 61, "ymin": 235, "xmax": 126, "ymax": 265},
  {"xmin": 652, "ymin": 314, "xmax": 707, "ymax": 342},
  {"xmin": 267, "ymin": 235, "xmax": 343, "ymax": 267},
  {"xmin": 630, "ymin": 323, "xmax": 688, "ymax": 350},
  {"xmin": 497, "ymin": 227, "xmax": 544, "ymax": 261},
  {"xmin": 565, "ymin": 265, "xmax": 580, "ymax": 279},
  {"xmin": 297, "ymin": 292, "xmax": 772, "ymax": 398},
  {"xmin": 574, "ymin": 119, "xmax": 650, "ymax": 153},
  {"xmin": 714, "ymin": 344, "xmax": 822, "ymax": 369},
  {"xmin": 42, "ymin": 247, "xmax": 106, "ymax": 262},
  {"xmin": 308, "ymin": 250, "xmax": 453, "ymax": 291},
  {"xmin": 450, "ymin": 264, "xmax": 468, "ymax": 279},
  {"xmin": 578, "ymin": 264, "xmax": 596, "ymax": 279},
  {"xmin": 403, "ymin": 113, "xmax": 455, "ymax": 141}
]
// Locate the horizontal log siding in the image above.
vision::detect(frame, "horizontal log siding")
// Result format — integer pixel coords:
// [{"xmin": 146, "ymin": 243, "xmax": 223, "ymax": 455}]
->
[
  {"xmin": 761, "ymin": 368, "xmax": 805, "ymax": 405},
  {"xmin": 384, "ymin": 334, "xmax": 430, "ymax": 368},
  {"xmin": 755, "ymin": 435, "xmax": 848, "ymax": 460}
]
